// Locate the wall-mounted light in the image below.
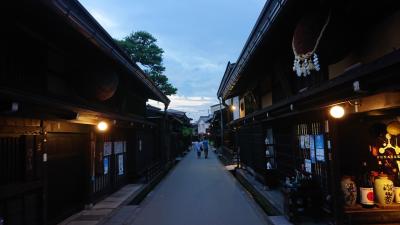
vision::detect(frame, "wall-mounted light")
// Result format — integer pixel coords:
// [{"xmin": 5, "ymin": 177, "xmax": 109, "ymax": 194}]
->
[
  {"xmin": 329, "ymin": 105, "xmax": 345, "ymax": 119},
  {"xmin": 230, "ymin": 105, "xmax": 236, "ymax": 111},
  {"xmin": 97, "ymin": 121, "xmax": 108, "ymax": 131}
]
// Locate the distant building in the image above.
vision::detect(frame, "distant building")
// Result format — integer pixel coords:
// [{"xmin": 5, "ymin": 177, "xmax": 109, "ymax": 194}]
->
[
  {"xmin": 197, "ymin": 115, "xmax": 212, "ymax": 135},
  {"xmin": 210, "ymin": 103, "xmax": 224, "ymax": 115}
]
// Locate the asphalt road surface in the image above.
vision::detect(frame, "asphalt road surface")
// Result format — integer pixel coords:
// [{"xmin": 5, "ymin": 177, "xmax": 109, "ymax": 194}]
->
[{"xmin": 129, "ymin": 149, "xmax": 269, "ymax": 225}]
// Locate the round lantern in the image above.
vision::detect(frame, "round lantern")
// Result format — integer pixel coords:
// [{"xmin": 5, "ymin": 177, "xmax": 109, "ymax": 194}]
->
[{"xmin": 76, "ymin": 66, "xmax": 119, "ymax": 101}]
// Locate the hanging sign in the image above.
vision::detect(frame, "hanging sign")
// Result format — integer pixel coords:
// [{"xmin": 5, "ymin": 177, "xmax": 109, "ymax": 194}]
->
[
  {"xmin": 304, "ymin": 134, "xmax": 310, "ymax": 149},
  {"xmin": 103, "ymin": 157, "xmax": 109, "ymax": 175},
  {"xmin": 104, "ymin": 142, "xmax": 112, "ymax": 156},
  {"xmin": 310, "ymin": 135, "xmax": 316, "ymax": 163},
  {"xmin": 316, "ymin": 134, "xmax": 325, "ymax": 162},
  {"xmin": 305, "ymin": 159, "xmax": 312, "ymax": 173},
  {"xmin": 300, "ymin": 135, "xmax": 305, "ymax": 149},
  {"xmin": 118, "ymin": 154, "xmax": 124, "ymax": 175}
]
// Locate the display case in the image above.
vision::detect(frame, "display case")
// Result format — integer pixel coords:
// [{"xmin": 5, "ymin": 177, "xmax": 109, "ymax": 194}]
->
[
  {"xmin": 265, "ymin": 128, "xmax": 276, "ymax": 169},
  {"xmin": 264, "ymin": 128, "xmax": 279, "ymax": 188},
  {"xmin": 336, "ymin": 113, "xmax": 400, "ymax": 224}
]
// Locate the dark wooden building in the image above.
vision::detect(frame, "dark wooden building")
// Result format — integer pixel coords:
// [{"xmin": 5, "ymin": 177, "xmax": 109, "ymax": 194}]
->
[
  {"xmin": 0, "ymin": 1, "xmax": 170, "ymax": 225},
  {"xmin": 217, "ymin": 0, "xmax": 400, "ymax": 224},
  {"xmin": 147, "ymin": 106, "xmax": 192, "ymax": 163}
]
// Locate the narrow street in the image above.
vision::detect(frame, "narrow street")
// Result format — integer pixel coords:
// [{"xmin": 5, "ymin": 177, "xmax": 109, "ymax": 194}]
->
[
  {"xmin": 4, "ymin": 2, "xmax": 400, "ymax": 225},
  {"xmin": 127, "ymin": 150, "xmax": 269, "ymax": 225}
]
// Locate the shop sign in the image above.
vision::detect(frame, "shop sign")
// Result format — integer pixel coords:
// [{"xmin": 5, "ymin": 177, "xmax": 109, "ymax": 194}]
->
[
  {"xmin": 118, "ymin": 154, "xmax": 124, "ymax": 175},
  {"xmin": 316, "ymin": 134, "xmax": 325, "ymax": 162},
  {"xmin": 103, "ymin": 157, "xmax": 109, "ymax": 175},
  {"xmin": 310, "ymin": 135, "xmax": 316, "ymax": 163},
  {"xmin": 305, "ymin": 159, "xmax": 312, "ymax": 173},
  {"xmin": 304, "ymin": 135, "xmax": 310, "ymax": 149},
  {"xmin": 300, "ymin": 135, "xmax": 305, "ymax": 149}
]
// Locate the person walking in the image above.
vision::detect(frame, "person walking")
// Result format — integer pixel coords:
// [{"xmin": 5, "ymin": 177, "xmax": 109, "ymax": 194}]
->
[
  {"xmin": 194, "ymin": 141, "xmax": 202, "ymax": 159},
  {"xmin": 202, "ymin": 139, "xmax": 209, "ymax": 159}
]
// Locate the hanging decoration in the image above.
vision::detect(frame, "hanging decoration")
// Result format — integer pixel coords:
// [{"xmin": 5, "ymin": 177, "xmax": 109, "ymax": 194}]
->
[{"xmin": 292, "ymin": 10, "xmax": 331, "ymax": 77}]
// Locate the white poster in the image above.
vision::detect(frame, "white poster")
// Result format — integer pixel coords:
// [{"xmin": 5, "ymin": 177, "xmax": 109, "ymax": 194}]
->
[
  {"xmin": 118, "ymin": 154, "xmax": 124, "ymax": 175},
  {"xmin": 300, "ymin": 135, "xmax": 305, "ymax": 149},
  {"xmin": 103, "ymin": 157, "xmax": 109, "ymax": 175},
  {"xmin": 304, "ymin": 135, "xmax": 310, "ymax": 149},
  {"xmin": 310, "ymin": 135, "xmax": 316, "ymax": 163},
  {"xmin": 316, "ymin": 135, "xmax": 325, "ymax": 162},
  {"xmin": 305, "ymin": 159, "xmax": 312, "ymax": 173}
]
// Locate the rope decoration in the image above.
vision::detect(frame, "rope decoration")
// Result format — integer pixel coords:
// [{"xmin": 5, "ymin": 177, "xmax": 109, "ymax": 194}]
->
[{"xmin": 292, "ymin": 10, "xmax": 331, "ymax": 77}]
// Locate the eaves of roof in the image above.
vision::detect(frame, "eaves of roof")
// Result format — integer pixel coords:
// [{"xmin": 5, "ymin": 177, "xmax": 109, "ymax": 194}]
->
[
  {"xmin": 217, "ymin": 62, "xmax": 236, "ymax": 97},
  {"xmin": 46, "ymin": 0, "xmax": 170, "ymax": 105},
  {"xmin": 219, "ymin": 0, "xmax": 288, "ymax": 99}
]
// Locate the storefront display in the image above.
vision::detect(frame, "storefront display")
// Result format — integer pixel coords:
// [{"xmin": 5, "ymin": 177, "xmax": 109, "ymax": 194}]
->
[
  {"xmin": 341, "ymin": 176, "xmax": 357, "ymax": 206},
  {"xmin": 374, "ymin": 174, "xmax": 394, "ymax": 206},
  {"xmin": 394, "ymin": 186, "xmax": 400, "ymax": 203},
  {"xmin": 342, "ymin": 116, "xmax": 400, "ymax": 224},
  {"xmin": 359, "ymin": 162, "xmax": 374, "ymax": 208},
  {"xmin": 265, "ymin": 128, "xmax": 275, "ymax": 170}
]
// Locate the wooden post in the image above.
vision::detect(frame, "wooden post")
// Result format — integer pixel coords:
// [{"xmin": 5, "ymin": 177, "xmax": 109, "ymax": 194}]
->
[
  {"xmin": 219, "ymin": 98, "xmax": 224, "ymax": 153},
  {"xmin": 41, "ymin": 120, "xmax": 48, "ymax": 225}
]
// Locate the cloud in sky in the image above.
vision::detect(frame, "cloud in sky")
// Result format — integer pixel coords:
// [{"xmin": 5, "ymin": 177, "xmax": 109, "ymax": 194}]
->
[
  {"xmin": 148, "ymin": 95, "xmax": 218, "ymax": 121},
  {"xmin": 79, "ymin": 0, "xmax": 265, "ymax": 120},
  {"xmin": 89, "ymin": 10, "xmax": 116, "ymax": 30}
]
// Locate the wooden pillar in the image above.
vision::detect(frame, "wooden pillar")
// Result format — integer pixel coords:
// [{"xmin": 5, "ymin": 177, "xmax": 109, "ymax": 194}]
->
[{"xmin": 41, "ymin": 120, "xmax": 48, "ymax": 225}]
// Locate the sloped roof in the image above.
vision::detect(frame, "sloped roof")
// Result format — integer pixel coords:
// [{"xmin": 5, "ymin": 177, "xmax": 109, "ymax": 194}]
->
[
  {"xmin": 217, "ymin": 0, "xmax": 288, "ymax": 99},
  {"xmin": 45, "ymin": 0, "xmax": 170, "ymax": 104}
]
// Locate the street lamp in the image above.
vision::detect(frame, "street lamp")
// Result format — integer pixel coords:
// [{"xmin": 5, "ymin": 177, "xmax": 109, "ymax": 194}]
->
[
  {"xmin": 97, "ymin": 121, "xmax": 108, "ymax": 131},
  {"xmin": 329, "ymin": 105, "xmax": 345, "ymax": 119}
]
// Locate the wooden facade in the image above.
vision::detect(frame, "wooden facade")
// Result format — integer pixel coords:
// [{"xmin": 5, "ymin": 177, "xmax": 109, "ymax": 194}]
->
[
  {"xmin": 147, "ymin": 106, "xmax": 192, "ymax": 164},
  {"xmin": 0, "ymin": 1, "xmax": 185, "ymax": 225},
  {"xmin": 217, "ymin": 0, "xmax": 400, "ymax": 224}
]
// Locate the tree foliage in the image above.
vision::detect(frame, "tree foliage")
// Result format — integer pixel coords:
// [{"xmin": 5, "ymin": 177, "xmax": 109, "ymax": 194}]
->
[
  {"xmin": 182, "ymin": 126, "xmax": 193, "ymax": 137},
  {"xmin": 116, "ymin": 31, "xmax": 177, "ymax": 96}
]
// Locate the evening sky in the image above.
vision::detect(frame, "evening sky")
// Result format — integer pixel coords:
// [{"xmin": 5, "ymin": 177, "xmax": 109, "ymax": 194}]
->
[{"xmin": 79, "ymin": 0, "xmax": 265, "ymax": 120}]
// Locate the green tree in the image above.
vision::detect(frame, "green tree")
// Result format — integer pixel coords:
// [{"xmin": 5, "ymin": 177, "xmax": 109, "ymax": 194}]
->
[
  {"xmin": 116, "ymin": 31, "xmax": 177, "ymax": 95},
  {"xmin": 182, "ymin": 126, "xmax": 193, "ymax": 137}
]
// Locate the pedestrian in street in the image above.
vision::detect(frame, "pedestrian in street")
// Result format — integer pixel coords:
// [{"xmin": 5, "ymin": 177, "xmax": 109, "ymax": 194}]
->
[
  {"xmin": 194, "ymin": 140, "xmax": 202, "ymax": 159},
  {"xmin": 202, "ymin": 139, "xmax": 209, "ymax": 159},
  {"xmin": 192, "ymin": 141, "xmax": 197, "ymax": 152}
]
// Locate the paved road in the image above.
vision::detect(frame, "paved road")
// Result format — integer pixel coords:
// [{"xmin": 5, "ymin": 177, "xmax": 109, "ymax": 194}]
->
[{"xmin": 129, "ymin": 149, "xmax": 269, "ymax": 225}]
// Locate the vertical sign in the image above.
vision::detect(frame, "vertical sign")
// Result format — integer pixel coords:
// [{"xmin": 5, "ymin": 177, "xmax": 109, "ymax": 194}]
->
[
  {"xmin": 103, "ymin": 157, "xmax": 109, "ymax": 175},
  {"xmin": 310, "ymin": 135, "xmax": 316, "ymax": 163},
  {"xmin": 118, "ymin": 154, "xmax": 124, "ymax": 175},
  {"xmin": 304, "ymin": 134, "xmax": 310, "ymax": 149},
  {"xmin": 300, "ymin": 135, "xmax": 305, "ymax": 149},
  {"xmin": 305, "ymin": 159, "xmax": 312, "ymax": 173},
  {"xmin": 316, "ymin": 134, "xmax": 325, "ymax": 162}
]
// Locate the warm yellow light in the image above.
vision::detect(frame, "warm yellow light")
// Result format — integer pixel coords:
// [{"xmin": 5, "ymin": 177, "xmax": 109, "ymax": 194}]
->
[
  {"xmin": 330, "ymin": 105, "xmax": 345, "ymax": 119},
  {"xmin": 97, "ymin": 121, "xmax": 108, "ymax": 131},
  {"xmin": 230, "ymin": 105, "xmax": 236, "ymax": 111}
]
